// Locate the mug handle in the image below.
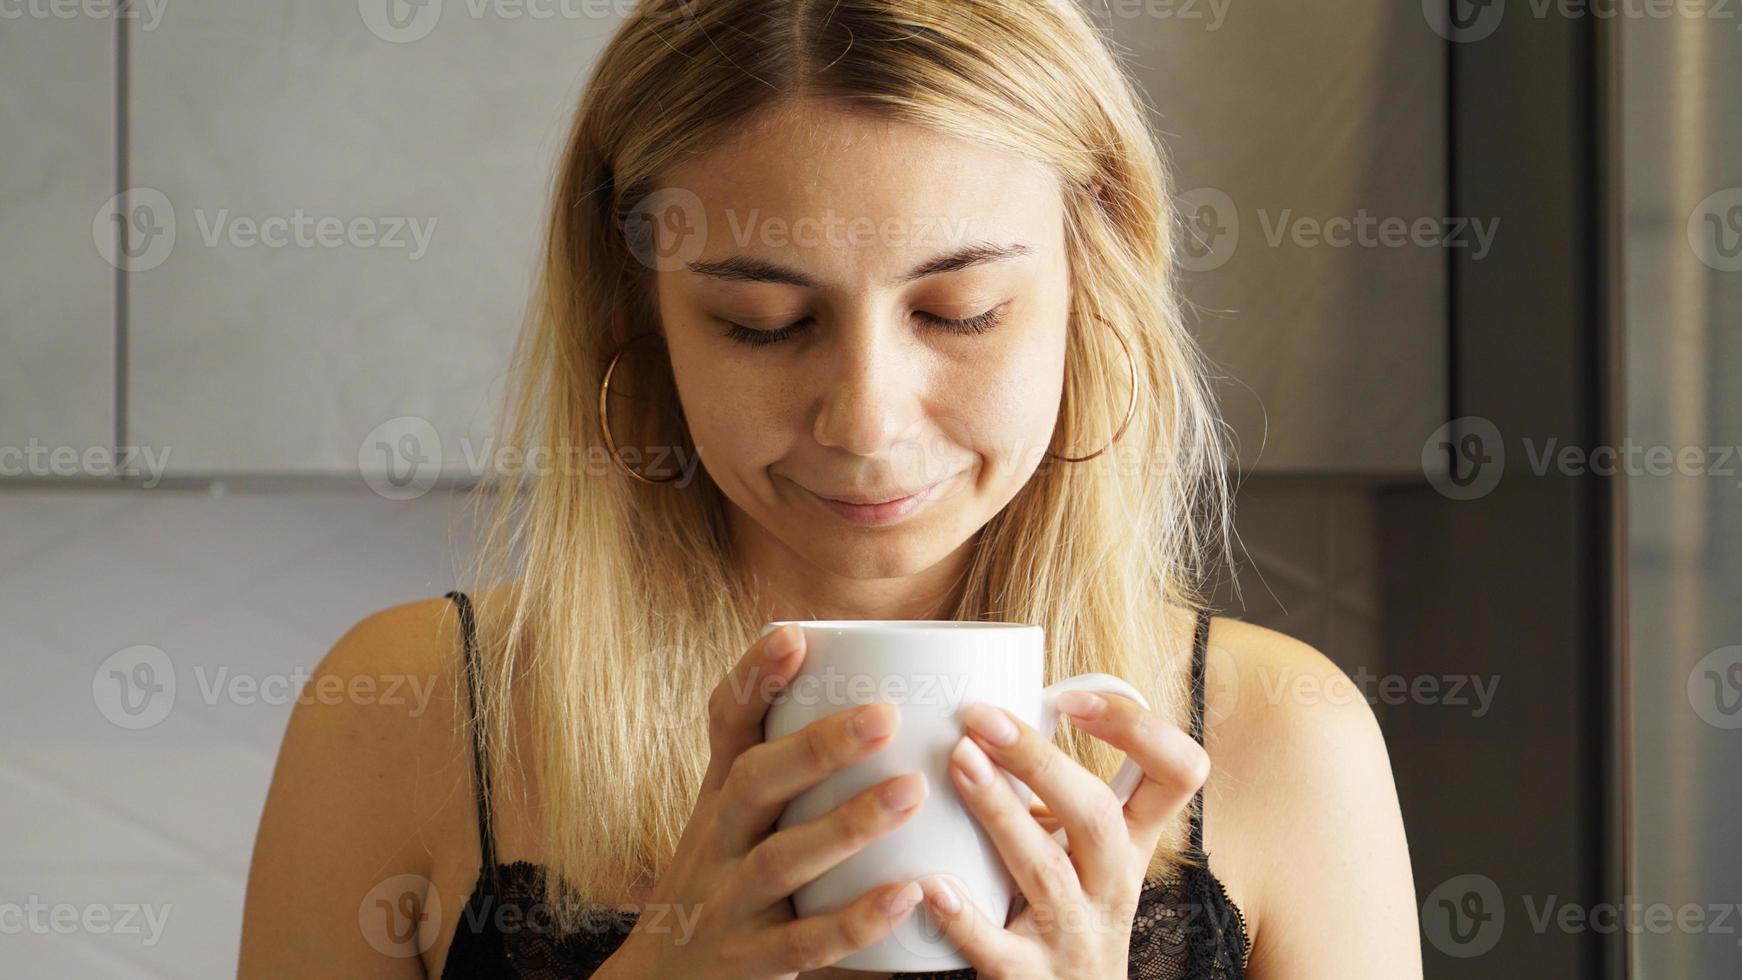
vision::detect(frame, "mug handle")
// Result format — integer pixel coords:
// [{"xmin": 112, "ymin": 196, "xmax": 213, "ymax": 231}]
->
[{"xmin": 1032, "ymin": 673, "xmax": 1153, "ymax": 850}]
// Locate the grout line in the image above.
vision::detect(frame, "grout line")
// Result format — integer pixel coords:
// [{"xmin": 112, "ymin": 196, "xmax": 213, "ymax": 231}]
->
[{"xmin": 113, "ymin": 7, "xmax": 130, "ymax": 468}]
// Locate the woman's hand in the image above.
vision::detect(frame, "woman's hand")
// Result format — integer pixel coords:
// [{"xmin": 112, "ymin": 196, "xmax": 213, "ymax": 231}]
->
[
  {"xmin": 608, "ymin": 624, "xmax": 929, "ymax": 979},
  {"xmin": 915, "ymin": 691, "xmax": 1211, "ymax": 980}
]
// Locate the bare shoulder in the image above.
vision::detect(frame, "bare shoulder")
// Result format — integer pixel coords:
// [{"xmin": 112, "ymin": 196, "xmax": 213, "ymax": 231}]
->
[
  {"xmin": 1192, "ymin": 615, "xmax": 1423, "ymax": 979},
  {"xmin": 239, "ymin": 593, "xmax": 483, "ymax": 977}
]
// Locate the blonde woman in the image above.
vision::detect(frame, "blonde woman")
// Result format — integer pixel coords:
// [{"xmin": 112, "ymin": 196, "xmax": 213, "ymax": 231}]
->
[{"xmin": 240, "ymin": 1, "xmax": 1420, "ymax": 977}]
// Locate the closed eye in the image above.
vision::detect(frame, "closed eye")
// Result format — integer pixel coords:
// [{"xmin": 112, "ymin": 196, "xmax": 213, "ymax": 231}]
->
[
  {"xmin": 917, "ymin": 304, "xmax": 1009, "ymax": 336},
  {"xmin": 721, "ymin": 303, "xmax": 1010, "ymax": 348},
  {"xmin": 721, "ymin": 318, "xmax": 812, "ymax": 348}
]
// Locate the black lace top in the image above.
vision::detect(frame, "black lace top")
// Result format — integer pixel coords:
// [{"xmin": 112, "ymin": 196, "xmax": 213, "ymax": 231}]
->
[{"xmin": 439, "ymin": 592, "xmax": 1251, "ymax": 978}]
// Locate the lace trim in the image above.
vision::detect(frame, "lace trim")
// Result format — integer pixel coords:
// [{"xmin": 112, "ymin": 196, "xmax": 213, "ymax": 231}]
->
[{"xmin": 444, "ymin": 859, "xmax": 1250, "ymax": 979}]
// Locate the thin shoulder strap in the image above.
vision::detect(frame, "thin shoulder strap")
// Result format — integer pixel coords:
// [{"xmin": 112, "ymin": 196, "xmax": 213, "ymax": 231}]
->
[
  {"xmin": 445, "ymin": 590, "xmax": 498, "ymax": 874},
  {"xmin": 1187, "ymin": 608, "xmax": 1212, "ymax": 855}
]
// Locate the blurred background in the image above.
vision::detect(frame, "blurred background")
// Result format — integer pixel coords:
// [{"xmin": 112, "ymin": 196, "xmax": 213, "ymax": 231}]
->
[{"xmin": 2, "ymin": 1, "xmax": 1738, "ymax": 976}]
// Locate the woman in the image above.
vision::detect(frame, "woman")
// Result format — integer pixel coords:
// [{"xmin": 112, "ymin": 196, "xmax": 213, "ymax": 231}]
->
[{"xmin": 240, "ymin": 1, "xmax": 1420, "ymax": 976}]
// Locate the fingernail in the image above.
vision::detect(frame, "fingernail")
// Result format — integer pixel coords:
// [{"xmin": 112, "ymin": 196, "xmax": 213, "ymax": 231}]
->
[
  {"xmin": 852, "ymin": 703, "xmax": 896, "ymax": 741},
  {"xmin": 924, "ymin": 876, "xmax": 962, "ymax": 915},
  {"xmin": 1057, "ymin": 690, "xmax": 1106, "ymax": 719},
  {"xmin": 765, "ymin": 624, "xmax": 801, "ymax": 660},
  {"xmin": 878, "ymin": 773, "xmax": 928, "ymax": 813},
  {"xmin": 881, "ymin": 880, "xmax": 924, "ymax": 917},
  {"xmin": 963, "ymin": 702, "xmax": 1019, "ymax": 747},
  {"xmin": 951, "ymin": 735, "xmax": 994, "ymax": 787}
]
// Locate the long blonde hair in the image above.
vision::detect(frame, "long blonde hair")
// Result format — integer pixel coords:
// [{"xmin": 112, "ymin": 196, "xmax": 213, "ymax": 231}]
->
[{"xmin": 458, "ymin": 0, "xmax": 1234, "ymax": 918}]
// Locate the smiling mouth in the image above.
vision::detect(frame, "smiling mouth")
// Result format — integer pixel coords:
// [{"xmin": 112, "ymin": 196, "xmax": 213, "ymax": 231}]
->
[
  {"xmin": 797, "ymin": 471, "xmax": 962, "ymax": 527},
  {"xmin": 815, "ymin": 488, "xmax": 927, "ymax": 506}
]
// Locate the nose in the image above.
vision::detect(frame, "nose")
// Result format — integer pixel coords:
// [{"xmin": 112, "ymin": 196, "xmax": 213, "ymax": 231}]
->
[{"xmin": 810, "ymin": 316, "xmax": 922, "ymax": 458}]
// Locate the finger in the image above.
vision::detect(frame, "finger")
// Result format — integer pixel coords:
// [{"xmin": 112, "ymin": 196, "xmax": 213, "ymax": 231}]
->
[
  {"xmin": 947, "ymin": 734, "xmax": 1083, "ymax": 909},
  {"xmin": 917, "ymin": 875, "xmax": 1027, "ymax": 976},
  {"xmin": 1054, "ymin": 690, "xmax": 1209, "ymax": 859},
  {"xmin": 715, "ymin": 701, "xmax": 903, "ymax": 853},
  {"xmin": 734, "ymin": 771, "xmax": 928, "ymax": 908},
  {"xmin": 745, "ymin": 878, "xmax": 926, "ymax": 974},
  {"xmin": 960, "ymin": 701, "xmax": 1132, "ymax": 896},
  {"xmin": 702, "ymin": 624, "xmax": 807, "ymax": 794}
]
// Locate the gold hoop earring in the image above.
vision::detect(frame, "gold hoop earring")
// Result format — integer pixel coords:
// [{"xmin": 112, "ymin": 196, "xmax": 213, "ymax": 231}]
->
[
  {"xmin": 598, "ymin": 332, "xmax": 684, "ymax": 485},
  {"xmin": 1045, "ymin": 321, "xmax": 1137, "ymax": 463}
]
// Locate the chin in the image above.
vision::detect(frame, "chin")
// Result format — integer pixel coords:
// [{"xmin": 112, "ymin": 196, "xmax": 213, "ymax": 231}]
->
[{"xmin": 798, "ymin": 530, "xmax": 941, "ymax": 580}]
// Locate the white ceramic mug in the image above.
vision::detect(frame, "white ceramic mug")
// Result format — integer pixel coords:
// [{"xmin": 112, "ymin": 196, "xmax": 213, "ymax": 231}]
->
[{"xmin": 759, "ymin": 620, "xmax": 1151, "ymax": 972}]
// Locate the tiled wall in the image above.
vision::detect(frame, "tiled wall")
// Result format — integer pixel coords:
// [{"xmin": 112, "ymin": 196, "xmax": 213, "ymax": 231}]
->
[
  {"xmin": 0, "ymin": 483, "xmax": 479, "ymax": 977},
  {"xmin": 1209, "ymin": 478, "xmax": 1384, "ymax": 682}
]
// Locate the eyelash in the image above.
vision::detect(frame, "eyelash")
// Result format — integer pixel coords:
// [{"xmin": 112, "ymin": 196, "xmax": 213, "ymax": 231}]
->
[{"xmin": 722, "ymin": 305, "xmax": 1010, "ymax": 348}]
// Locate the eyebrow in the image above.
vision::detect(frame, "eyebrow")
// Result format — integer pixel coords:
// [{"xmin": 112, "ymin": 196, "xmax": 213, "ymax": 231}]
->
[{"xmin": 684, "ymin": 241, "xmax": 1033, "ymax": 288}]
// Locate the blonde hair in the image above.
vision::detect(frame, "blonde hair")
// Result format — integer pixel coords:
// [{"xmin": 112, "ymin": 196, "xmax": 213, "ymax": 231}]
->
[{"xmin": 458, "ymin": 0, "xmax": 1234, "ymax": 919}]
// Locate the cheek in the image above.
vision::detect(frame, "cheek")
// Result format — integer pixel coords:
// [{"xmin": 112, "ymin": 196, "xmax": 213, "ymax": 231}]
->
[
  {"xmin": 666, "ymin": 345, "xmax": 793, "ymax": 480},
  {"xmin": 980, "ymin": 364, "xmax": 1064, "ymax": 471},
  {"xmin": 942, "ymin": 325, "xmax": 1066, "ymax": 474}
]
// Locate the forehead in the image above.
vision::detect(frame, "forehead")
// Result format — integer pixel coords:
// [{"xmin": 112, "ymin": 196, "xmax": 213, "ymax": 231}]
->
[{"xmin": 662, "ymin": 100, "xmax": 1065, "ymax": 274}]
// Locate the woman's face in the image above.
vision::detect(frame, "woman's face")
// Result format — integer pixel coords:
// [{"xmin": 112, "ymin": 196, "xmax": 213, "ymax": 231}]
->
[{"xmin": 651, "ymin": 98, "xmax": 1071, "ymax": 588}]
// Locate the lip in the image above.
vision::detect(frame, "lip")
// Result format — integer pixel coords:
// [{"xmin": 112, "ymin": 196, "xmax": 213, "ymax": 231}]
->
[
  {"xmin": 806, "ymin": 474, "xmax": 956, "ymax": 527},
  {"xmin": 814, "ymin": 487, "xmax": 926, "ymax": 506}
]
